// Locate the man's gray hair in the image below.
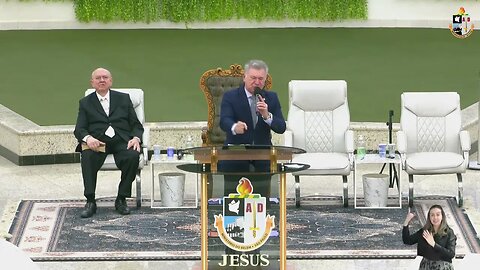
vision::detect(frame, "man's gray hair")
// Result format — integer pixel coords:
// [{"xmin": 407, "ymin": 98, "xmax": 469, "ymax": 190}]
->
[{"xmin": 244, "ymin": 59, "xmax": 268, "ymax": 74}]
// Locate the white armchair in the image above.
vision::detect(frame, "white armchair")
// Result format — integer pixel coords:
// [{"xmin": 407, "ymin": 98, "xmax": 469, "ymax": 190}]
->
[
  {"xmin": 397, "ymin": 92, "xmax": 470, "ymax": 207},
  {"xmin": 85, "ymin": 88, "xmax": 149, "ymax": 208},
  {"xmin": 285, "ymin": 80, "xmax": 354, "ymax": 207}
]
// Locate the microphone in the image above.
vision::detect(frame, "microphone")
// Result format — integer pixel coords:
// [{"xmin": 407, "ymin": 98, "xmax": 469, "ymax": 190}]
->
[
  {"xmin": 253, "ymin": 87, "xmax": 264, "ymax": 100},
  {"xmin": 386, "ymin": 109, "xmax": 394, "ymax": 143},
  {"xmin": 253, "ymin": 87, "xmax": 264, "ymax": 115}
]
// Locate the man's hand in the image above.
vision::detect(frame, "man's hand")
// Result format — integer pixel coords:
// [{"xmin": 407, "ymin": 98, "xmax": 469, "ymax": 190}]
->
[
  {"xmin": 256, "ymin": 95, "xmax": 269, "ymax": 119},
  {"xmin": 234, "ymin": 121, "xmax": 248, "ymax": 134},
  {"xmin": 127, "ymin": 137, "xmax": 141, "ymax": 152},
  {"xmin": 86, "ymin": 136, "xmax": 105, "ymax": 152}
]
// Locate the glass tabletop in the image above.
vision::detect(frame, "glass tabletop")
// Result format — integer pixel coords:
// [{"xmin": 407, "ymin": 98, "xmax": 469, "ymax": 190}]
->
[
  {"xmin": 177, "ymin": 162, "xmax": 310, "ymax": 174},
  {"xmin": 181, "ymin": 145, "xmax": 306, "ymax": 163},
  {"xmin": 183, "ymin": 144, "xmax": 305, "ymax": 154}
]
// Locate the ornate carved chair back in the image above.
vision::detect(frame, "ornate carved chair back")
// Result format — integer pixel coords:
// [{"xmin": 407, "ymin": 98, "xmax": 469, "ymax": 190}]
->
[{"xmin": 199, "ymin": 64, "xmax": 272, "ymax": 145}]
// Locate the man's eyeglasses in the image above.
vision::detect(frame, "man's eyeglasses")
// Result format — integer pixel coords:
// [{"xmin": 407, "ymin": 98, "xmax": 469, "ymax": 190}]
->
[{"xmin": 94, "ymin": 76, "xmax": 111, "ymax": 81}]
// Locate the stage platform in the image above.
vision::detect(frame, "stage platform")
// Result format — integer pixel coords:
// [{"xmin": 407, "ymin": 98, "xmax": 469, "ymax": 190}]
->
[{"xmin": 1, "ymin": 155, "xmax": 480, "ymax": 270}]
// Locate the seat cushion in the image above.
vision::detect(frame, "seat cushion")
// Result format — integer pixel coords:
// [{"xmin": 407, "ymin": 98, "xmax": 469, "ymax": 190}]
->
[
  {"xmin": 291, "ymin": 152, "xmax": 351, "ymax": 175},
  {"xmin": 101, "ymin": 153, "xmax": 145, "ymax": 170},
  {"xmin": 406, "ymin": 152, "xmax": 465, "ymax": 174}
]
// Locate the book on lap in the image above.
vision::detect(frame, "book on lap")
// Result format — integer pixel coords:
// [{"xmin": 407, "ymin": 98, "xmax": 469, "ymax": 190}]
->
[{"xmin": 81, "ymin": 143, "xmax": 106, "ymax": 153}]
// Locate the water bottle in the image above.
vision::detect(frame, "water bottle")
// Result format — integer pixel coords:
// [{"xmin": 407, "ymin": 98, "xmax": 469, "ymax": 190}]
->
[
  {"xmin": 153, "ymin": 145, "xmax": 161, "ymax": 161},
  {"xmin": 185, "ymin": 135, "xmax": 195, "ymax": 161},
  {"xmin": 357, "ymin": 135, "xmax": 366, "ymax": 160}
]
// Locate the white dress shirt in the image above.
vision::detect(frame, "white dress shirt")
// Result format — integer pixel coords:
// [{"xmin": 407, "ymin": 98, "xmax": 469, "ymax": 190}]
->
[{"xmin": 96, "ymin": 91, "xmax": 110, "ymax": 116}]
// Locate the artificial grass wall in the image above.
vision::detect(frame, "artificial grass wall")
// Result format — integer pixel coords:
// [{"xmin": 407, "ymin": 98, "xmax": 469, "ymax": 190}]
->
[
  {"xmin": 73, "ymin": 0, "xmax": 367, "ymax": 23},
  {"xmin": 0, "ymin": 28, "xmax": 478, "ymax": 125}
]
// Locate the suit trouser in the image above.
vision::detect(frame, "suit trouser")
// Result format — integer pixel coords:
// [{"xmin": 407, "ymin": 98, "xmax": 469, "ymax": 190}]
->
[{"xmin": 81, "ymin": 140, "xmax": 140, "ymax": 199}]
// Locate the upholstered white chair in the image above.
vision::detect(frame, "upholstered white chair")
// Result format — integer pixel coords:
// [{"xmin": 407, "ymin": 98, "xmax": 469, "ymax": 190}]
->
[
  {"xmin": 397, "ymin": 92, "xmax": 470, "ymax": 207},
  {"xmin": 285, "ymin": 80, "xmax": 354, "ymax": 207},
  {"xmin": 84, "ymin": 88, "xmax": 149, "ymax": 208}
]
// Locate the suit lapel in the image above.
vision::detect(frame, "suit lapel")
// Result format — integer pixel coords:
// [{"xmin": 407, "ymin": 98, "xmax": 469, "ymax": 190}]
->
[
  {"xmin": 89, "ymin": 92, "xmax": 108, "ymax": 117},
  {"xmin": 109, "ymin": 90, "xmax": 119, "ymax": 116}
]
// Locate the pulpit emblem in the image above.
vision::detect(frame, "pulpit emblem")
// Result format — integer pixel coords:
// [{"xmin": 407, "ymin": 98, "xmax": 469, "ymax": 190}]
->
[{"xmin": 214, "ymin": 177, "xmax": 275, "ymax": 252}]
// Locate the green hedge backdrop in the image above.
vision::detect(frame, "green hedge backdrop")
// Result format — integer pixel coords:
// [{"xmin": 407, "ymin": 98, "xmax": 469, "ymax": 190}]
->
[{"xmin": 20, "ymin": 0, "xmax": 368, "ymax": 23}]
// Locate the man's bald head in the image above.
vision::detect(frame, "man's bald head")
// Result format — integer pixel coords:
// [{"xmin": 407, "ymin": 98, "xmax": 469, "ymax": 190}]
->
[{"xmin": 90, "ymin": 68, "xmax": 112, "ymax": 96}]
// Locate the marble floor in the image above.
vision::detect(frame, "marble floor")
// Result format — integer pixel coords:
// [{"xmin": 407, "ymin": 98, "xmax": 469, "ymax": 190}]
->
[{"xmin": 1, "ymin": 155, "xmax": 479, "ymax": 270}]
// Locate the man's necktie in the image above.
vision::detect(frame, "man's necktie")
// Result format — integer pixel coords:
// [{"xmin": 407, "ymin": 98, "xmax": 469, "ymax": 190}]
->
[{"xmin": 250, "ymin": 95, "xmax": 257, "ymax": 127}]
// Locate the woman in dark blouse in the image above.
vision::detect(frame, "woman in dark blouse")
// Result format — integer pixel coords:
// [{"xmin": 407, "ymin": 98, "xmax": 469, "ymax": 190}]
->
[{"xmin": 403, "ymin": 205, "xmax": 457, "ymax": 270}]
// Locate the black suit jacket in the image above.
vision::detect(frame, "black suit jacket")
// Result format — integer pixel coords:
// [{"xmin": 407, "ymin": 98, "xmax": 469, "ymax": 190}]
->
[
  {"xmin": 402, "ymin": 225, "xmax": 457, "ymax": 263},
  {"xmin": 74, "ymin": 90, "xmax": 144, "ymax": 151}
]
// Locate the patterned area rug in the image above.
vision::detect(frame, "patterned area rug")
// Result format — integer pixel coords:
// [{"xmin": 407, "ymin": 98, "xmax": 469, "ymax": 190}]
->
[{"xmin": 8, "ymin": 197, "xmax": 479, "ymax": 261}]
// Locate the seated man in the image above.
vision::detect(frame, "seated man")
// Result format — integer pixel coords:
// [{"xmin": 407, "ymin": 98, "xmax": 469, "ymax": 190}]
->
[
  {"xmin": 219, "ymin": 59, "xmax": 286, "ymax": 198},
  {"xmin": 74, "ymin": 68, "xmax": 144, "ymax": 218}
]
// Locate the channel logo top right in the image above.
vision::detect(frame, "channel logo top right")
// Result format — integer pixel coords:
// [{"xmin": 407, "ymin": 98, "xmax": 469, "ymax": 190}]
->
[{"xmin": 449, "ymin": 7, "xmax": 474, "ymax": 39}]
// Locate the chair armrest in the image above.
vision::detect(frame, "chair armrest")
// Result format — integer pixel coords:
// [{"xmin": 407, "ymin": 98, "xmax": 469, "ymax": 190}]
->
[
  {"xmin": 142, "ymin": 126, "xmax": 150, "ymax": 149},
  {"xmin": 397, "ymin": 130, "xmax": 406, "ymax": 154},
  {"xmin": 345, "ymin": 130, "xmax": 354, "ymax": 153},
  {"xmin": 397, "ymin": 130, "xmax": 406, "ymax": 169},
  {"xmin": 284, "ymin": 129, "xmax": 293, "ymax": 147},
  {"xmin": 142, "ymin": 147, "xmax": 148, "ymax": 166},
  {"xmin": 460, "ymin": 130, "xmax": 471, "ymax": 151},
  {"xmin": 141, "ymin": 126, "xmax": 150, "ymax": 165},
  {"xmin": 460, "ymin": 130, "xmax": 470, "ymax": 163},
  {"xmin": 345, "ymin": 130, "xmax": 354, "ymax": 169}
]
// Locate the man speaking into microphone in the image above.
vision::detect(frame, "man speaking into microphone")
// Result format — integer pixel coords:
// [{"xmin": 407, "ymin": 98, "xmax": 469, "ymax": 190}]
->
[{"xmin": 219, "ymin": 59, "xmax": 286, "ymax": 198}]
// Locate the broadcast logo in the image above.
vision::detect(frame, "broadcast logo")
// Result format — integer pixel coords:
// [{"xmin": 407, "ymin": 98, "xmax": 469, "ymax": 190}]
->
[{"xmin": 449, "ymin": 7, "xmax": 474, "ymax": 39}]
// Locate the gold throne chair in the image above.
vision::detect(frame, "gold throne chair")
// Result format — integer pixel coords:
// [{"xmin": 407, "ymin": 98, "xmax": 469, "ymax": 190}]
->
[
  {"xmin": 199, "ymin": 64, "xmax": 272, "ymax": 198},
  {"xmin": 199, "ymin": 64, "xmax": 272, "ymax": 146}
]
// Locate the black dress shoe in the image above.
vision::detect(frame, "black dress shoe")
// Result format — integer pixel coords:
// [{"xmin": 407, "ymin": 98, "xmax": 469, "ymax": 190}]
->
[
  {"xmin": 80, "ymin": 202, "xmax": 97, "ymax": 218},
  {"xmin": 115, "ymin": 198, "xmax": 130, "ymax": 215}
]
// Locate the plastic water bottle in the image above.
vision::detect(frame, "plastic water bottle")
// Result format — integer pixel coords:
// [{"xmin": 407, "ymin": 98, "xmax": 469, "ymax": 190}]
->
[
  {"xmin": 357, "ymin": 135, "xmax": 366, "ymax": 160},
  {"xmin": 185, "ymin": 135, "xmax": 195, "ymax": 161}
]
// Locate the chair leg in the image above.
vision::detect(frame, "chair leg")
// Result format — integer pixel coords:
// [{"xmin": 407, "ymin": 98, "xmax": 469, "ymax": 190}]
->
[
  {"xmin": 295, "ymin": 175, "xmax": 301, "ymax": 208},
  {"xmin": 408, "ymin": 174, "xmax": 414, "ymax": 208},
  {"xmin": 342, "ymin": 175, "xmax": 348, "ymax": 207},
  {"xmin": 136, "ymin": 169, "xmax": 142, "ymax": 208},
  {"xmin": 457, "ymin": 173, "xmax": 463, "ymax": 207}
]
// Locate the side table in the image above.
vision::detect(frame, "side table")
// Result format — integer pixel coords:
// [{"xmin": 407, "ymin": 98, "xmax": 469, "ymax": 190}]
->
[
  {"xmin": 150, "ymin": 155, "xmax": 198, "ymax": 209},
  {"xmin": 354, "ymin": 154, "xmax": 402, "ymax": 209}
]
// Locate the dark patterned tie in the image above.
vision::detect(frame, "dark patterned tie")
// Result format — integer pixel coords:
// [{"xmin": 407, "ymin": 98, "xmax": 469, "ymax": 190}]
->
[{"xmin": 250, "ymin": 95, "xmax": 257, "ymax": 128}]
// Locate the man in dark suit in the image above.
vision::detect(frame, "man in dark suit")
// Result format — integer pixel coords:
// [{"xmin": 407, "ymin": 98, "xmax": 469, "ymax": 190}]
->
[
  {"xmin": 219, "ymin": 59, "xmax": 286, "ymax": 197},
  {"xmin": 74, "ymin": 68, "xmax": 144, "ymax": 218}
]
